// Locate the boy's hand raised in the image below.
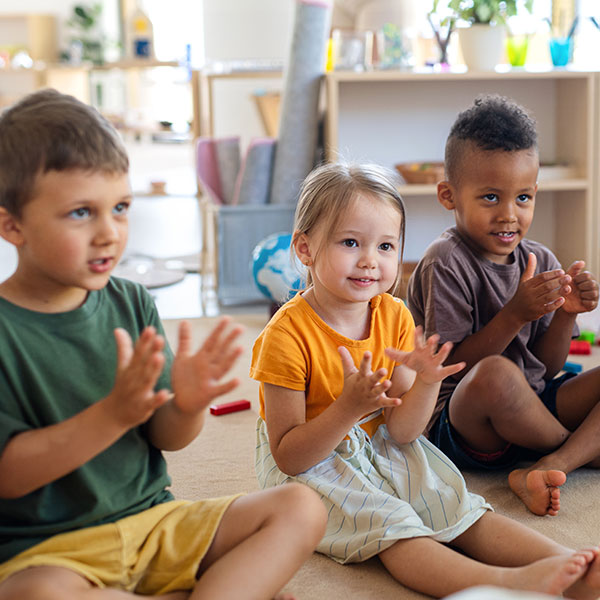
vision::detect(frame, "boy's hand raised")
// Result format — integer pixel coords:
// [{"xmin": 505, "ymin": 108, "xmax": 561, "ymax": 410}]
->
[
  {"xmin": 171, "ymin": 317, "xmax": 244, "ymax": 415},
  {"xmin": 561, "ymin": 260, "xmax": 599, "ymax": 314},
  {"xmin": 107, "ymin": 326, "xmax": 172, "ymax": 429},
  {"xmin": 508, "ymin": 253, "xmax": 572, "ymax": 323}
]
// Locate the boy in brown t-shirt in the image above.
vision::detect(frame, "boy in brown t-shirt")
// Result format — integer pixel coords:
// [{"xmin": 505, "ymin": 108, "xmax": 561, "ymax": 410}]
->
[{"xmin": 408, "ymin": 94, "xmax": 600, "ymax": 517}]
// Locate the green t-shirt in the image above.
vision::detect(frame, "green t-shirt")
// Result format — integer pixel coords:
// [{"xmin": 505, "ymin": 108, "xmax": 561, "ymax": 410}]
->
[{"xmin": 0, "ymin": 277, "xmax": 174, "ymax": 562}]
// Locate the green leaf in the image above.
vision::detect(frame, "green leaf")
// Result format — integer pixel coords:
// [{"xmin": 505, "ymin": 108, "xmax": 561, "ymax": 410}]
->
[{"xmin": 432, "ymin": 0, "xmax": 534, "ymax": 25}]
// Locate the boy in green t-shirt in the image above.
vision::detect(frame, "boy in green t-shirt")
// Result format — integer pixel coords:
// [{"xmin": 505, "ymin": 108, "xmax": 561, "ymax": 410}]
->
[{"xmin": 0, "ymin": 89, "xmax": 326, "ymax": 599}]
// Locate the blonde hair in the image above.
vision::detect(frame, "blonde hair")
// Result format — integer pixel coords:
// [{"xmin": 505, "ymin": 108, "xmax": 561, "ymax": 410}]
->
[{"xmin": 292, "ymin": 162, "xmax": 406, "ymax": 295}]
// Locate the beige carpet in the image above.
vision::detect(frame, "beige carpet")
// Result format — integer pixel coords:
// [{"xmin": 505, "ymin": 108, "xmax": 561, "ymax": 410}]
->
[{"xmin": 161, "ymin": 314, "xmax": 600, "ymax": 599}]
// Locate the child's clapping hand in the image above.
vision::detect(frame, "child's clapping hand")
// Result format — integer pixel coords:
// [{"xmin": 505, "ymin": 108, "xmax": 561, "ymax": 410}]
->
[
  {"xmin": 337, "ymin": 347, "xmax": 402, "ymax": 417},
  {"xmin": 171, "ymin": 317, "xmax": 244, "ymax": 414},
  {"xmin": 561, "ymin": 260, "xmax": 599, "ymax": 314},
  {"xmin": 385, "ymin": 326, "xmax": 465, "ymax": 385},
  {"xmin": 107, "ymin": 326, "xmax": 172, "ymax": 428}
]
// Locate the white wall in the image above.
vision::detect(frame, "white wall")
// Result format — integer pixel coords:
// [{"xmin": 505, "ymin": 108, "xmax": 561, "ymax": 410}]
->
[
  {"xmin": 203, "ymin": 0, "xmax": 293, "ymax": 62},
  {"xmin": 202, "ymin": 0, "xmax": 294, "ymax": 148}
]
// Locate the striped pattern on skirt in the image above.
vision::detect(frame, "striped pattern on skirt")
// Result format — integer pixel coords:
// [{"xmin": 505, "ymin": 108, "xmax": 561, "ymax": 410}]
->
[{"xmin": 256, "ymin": 418, "xmax": 491, "ymax": 563}]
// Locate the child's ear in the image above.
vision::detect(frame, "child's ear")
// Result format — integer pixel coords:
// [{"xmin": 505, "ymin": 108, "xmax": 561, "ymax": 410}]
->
[
  {"xmin": 437, "ymin": 181, "xmax": 456, "ymax": 211},
  {"xmin": 0, "ymin": 207, "xmax": 25, "ymax": 247},
  {"xmin": 293, "ymin": 232, "xmax": 313, "ymax": 267}
]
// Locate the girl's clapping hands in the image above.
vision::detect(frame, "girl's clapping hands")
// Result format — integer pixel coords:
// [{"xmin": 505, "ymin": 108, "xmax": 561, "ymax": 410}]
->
[
  {"xmin": 337, "ymin": 346, "xmax": 402, "ymax": 417},
  {"xmin": 385, "ymin": 326, "xmax": 465, "ymax": 385}
]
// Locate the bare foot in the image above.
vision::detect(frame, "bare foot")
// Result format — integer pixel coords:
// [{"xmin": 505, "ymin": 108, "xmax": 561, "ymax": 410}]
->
[
  {"xmin": 508, "ymin": 468, "xmax": 566, "ymax": 516},
  {"xmin": 503, "ymin": 551, "xmax": 594, "ymax": 596},
  {"xmin": 564, "ymin": 546, "xmax": 600, "ymax": 599},
  {"xmin": 583, "ymin": 546, "xmax": 600, "ymax": 589}
]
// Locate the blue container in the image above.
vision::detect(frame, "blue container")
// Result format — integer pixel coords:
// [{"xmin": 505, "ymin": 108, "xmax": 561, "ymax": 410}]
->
[
  {"xmin": 549, "ymin": 37, "xmax": 573, "ymax": 67},
  {"xmin": 134, "ymin": 39, "xmax": 151, "ymax": 58}
]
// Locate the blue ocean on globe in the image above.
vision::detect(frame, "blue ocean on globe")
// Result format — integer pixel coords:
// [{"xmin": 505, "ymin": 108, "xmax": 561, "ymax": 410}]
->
[{"xmin": 251, "ymin": 232, "xmax": 305, "ymax": 304}]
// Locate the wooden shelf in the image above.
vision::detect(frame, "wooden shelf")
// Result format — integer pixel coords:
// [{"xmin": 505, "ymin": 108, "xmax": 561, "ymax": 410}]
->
[
  {"xmin": 325, "ymin": 68, "xmax": 600, "ymax": 274},
  {"xmin": 397, "ymin": 178, "xmax": 589, "ymax": 197},
  {"xmin": 327, "ymin": 65, "xmax": 596, "ymax": 83},
  {"xmin": 92, "ymin": 59, "xmax": 181, "ymax": 71}
]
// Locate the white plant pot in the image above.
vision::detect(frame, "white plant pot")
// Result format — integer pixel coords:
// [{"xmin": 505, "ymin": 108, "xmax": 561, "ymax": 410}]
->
[{"xmin": 458, "ymin": 24, "xmax": 505, "ymax": 71}]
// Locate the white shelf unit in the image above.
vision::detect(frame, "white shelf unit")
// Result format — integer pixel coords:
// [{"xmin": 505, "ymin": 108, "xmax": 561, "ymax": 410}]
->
[{"xmin": 324, "ymin": 68, "xmax": 599, "ymax": 275}]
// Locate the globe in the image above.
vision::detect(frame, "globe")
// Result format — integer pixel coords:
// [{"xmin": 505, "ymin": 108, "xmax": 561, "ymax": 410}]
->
[{"xmin": 251, "ymin": 232, "xmax": 305, "ymax": 304}]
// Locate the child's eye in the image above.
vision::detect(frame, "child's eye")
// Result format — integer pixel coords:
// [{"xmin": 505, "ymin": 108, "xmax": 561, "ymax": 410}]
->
[
  {"xmin": 483, "ymin": 194, "xmax": 498, "ymax": 203},
  {"xmin": 516, "ymin": 195, "xmax": 531, "ymax": 204},
  {"xmin": 379, "ymin": 242, "xmax": 394, "ymax": 252},
  {"xmin": 113, "ymin": 202, "xmax": 130, "ymax": 215},
  {"xmin": 342, "ymin": 239, "xmax": 358, "ymax": 248},
  {"xmin": 69, "ymin": 207, "xmax": 90, "ymax": 219}
]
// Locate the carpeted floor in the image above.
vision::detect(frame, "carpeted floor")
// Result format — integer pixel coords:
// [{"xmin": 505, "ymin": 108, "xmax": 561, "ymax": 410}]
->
[{"xmin": 161, "ymin": 313, "xmax": 600, "ymax": 600}]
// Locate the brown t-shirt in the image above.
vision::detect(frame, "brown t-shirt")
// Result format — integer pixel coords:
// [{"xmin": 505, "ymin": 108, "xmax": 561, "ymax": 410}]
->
[{"xmin": 407, "ymin": 227, "xmax": 578, "ymax": 435}]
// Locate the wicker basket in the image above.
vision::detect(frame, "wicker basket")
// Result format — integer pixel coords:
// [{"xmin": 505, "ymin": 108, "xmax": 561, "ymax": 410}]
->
[{"xmin": 395, "ymin": 162, "xmax": 445, "ymax": 184}]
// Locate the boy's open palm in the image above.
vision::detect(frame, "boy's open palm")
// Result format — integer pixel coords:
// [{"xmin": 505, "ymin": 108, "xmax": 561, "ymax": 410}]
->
[
  {"xmin": 171, "ymin": 317, "xmax": 244, "ymax": 414},
  {"xmin": 561, "ymin": 260, "xmax": 599, "ymax": 314},
  {"xmin": 108, "ymin": 327, "xmax": 171, "ymax": 428},
  {"xmin": 385, "ymin": 326, "xmax": 465, "ymax": 385},
  {"xmin": 337, "ymin": 347, "xmax": 401, "ymax": 417}
]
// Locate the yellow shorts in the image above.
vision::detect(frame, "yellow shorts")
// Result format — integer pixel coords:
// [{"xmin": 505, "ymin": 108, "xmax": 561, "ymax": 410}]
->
[{"xmin": 0, "ymin": 496, "xmax": 241, "ymax": 594}]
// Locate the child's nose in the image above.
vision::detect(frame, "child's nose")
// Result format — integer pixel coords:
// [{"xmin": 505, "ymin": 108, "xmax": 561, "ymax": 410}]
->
[
  {"xmin": 498, "ymin": 202, "xmax": 517, "ymax": 222},
  {"xmin": 358, "ymin": 248, "xmax": 377, "ymax": 268},
  {"xmin": 94, "ymin": 215, "xmax": 120, "ymax": 244}
]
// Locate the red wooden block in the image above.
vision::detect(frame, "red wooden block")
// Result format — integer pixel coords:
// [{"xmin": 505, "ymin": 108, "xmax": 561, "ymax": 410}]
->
[
  {"xmin": 209, "ymin": 399, "xmax": 251, "ymax": 416},
  {"xmin": 569, "ymin": 340, "xmax": 592, "ymax": 355}
]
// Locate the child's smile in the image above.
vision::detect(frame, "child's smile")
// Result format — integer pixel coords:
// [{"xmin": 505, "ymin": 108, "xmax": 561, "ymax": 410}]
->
[
  {"xmin": 442, "ymin": 148, "xmax": 538, "ymax": 264},
  {"xmin": 302, "ymin": 193, "xmax": 402, "ymax": 324}
]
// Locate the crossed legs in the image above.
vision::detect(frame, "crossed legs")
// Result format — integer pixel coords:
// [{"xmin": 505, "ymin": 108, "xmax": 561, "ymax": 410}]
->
[
  {"xmin": 0, "ymin": 484, "xmax": 326, "ymax": 600},
  {"xmin": 448, "ymin": 355, "xmax": 600, "ymax": 515}
]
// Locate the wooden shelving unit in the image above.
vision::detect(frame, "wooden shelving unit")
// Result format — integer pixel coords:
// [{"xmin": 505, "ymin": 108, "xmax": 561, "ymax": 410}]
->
[
  {"xmin": 324, "ymin": 67, "xmax": 599, "ymax": 275},
  {"xmin": 196, "ymin": 67, "xmax": 283, "ymax": 138}
]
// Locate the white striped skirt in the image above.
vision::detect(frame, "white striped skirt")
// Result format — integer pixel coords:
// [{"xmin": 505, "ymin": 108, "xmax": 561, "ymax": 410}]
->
[{"xmin": 255, "ymin": 418, "xmax": 491, "ymax": 564}]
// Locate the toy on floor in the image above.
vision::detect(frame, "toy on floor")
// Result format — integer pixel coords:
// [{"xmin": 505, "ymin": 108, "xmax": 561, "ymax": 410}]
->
[
  {"xmin": 209, "ymin": 399, "xmax": 251, "ymax": 416},
  {"xmin": 563, "ymin": 361, "xmax": 583, "ymax": 374},
  {"xmin": 569, "ymin": 340, "xmax": 592, "ymax": 355},
  {"xmin": 577, "ymin": 330, "xmax": 596, "ymax": 344}
]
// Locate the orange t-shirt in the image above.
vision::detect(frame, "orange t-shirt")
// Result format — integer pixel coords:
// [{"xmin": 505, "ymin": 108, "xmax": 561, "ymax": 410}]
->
[{"xmin": 250, "ymin": 293, "xmax": 415, "ymax": 438}]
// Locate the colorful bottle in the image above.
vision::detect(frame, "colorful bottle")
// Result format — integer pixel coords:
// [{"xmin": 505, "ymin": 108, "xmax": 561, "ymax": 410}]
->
[{"xmin": 129, "ymin": 4, "xmax": 154, "ymax": 59}]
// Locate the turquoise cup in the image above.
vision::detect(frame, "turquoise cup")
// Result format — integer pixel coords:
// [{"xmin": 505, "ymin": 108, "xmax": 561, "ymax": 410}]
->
[{"xmin": 549, "ymin": 37, "xmax": 573, "ymax": 67}]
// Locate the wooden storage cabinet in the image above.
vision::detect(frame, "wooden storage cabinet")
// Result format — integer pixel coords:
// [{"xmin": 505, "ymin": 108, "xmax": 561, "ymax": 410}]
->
[
  {"xmin": 324, "ymin": 69, "xmax": 599, "ymax": 275},
  {"xmin": 0, "ymin": 14, "xmax": 57, "ymax": 61}
]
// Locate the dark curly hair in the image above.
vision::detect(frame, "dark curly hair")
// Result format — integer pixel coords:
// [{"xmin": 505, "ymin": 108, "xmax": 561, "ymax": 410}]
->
[{"xmin": 445, "ymin": 94, "xmax": 538, "ymax": 184}]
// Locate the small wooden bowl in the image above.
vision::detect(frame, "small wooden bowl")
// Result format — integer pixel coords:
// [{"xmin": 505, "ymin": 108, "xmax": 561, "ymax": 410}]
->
[{"xmin": 395, "ymin": 161, "xmax": 445, "ymax": 184}]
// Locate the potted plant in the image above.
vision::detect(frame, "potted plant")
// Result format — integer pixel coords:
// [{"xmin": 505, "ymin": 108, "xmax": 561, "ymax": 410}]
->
[
  {"xmin": 66, "ymin": 3, "xmax": 104, "ymax": 65},
  {"xmin": 432, "ymin": 0, "xmax": 534, "ymax": 70}
]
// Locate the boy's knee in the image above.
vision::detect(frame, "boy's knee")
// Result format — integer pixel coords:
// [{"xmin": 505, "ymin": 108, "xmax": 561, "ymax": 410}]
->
[
  {"xmin": 463, "ymin": 355, "xmax": 526, "ymax": 406},
  {"xmin": 0, "ymin": 572, "xmax": 83, "ymax": 600},
  {"xmin": 278, "ymin": 483, "xmax": 327, "ymax": 539}
]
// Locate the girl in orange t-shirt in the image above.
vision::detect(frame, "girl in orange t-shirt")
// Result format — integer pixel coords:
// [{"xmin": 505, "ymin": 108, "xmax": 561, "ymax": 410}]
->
[{"xmin": 251, "ymin": 162, "xmax": 600, "ymax": 598}]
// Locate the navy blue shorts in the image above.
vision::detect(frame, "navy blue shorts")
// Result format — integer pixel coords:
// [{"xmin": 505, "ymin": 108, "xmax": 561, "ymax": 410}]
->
[{"xmin": 429, "ymin": 372, "xmax": 577, "ymax": 471}]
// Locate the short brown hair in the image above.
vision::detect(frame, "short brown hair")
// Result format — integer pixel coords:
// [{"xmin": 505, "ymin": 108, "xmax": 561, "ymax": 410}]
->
[
  {"xmin": 0, "ymin": 88, "xmax": 129, "ymax": 217},
  {"xmin": 293, "ymin": 162, "xmax": 406, "ymax": 295}
]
